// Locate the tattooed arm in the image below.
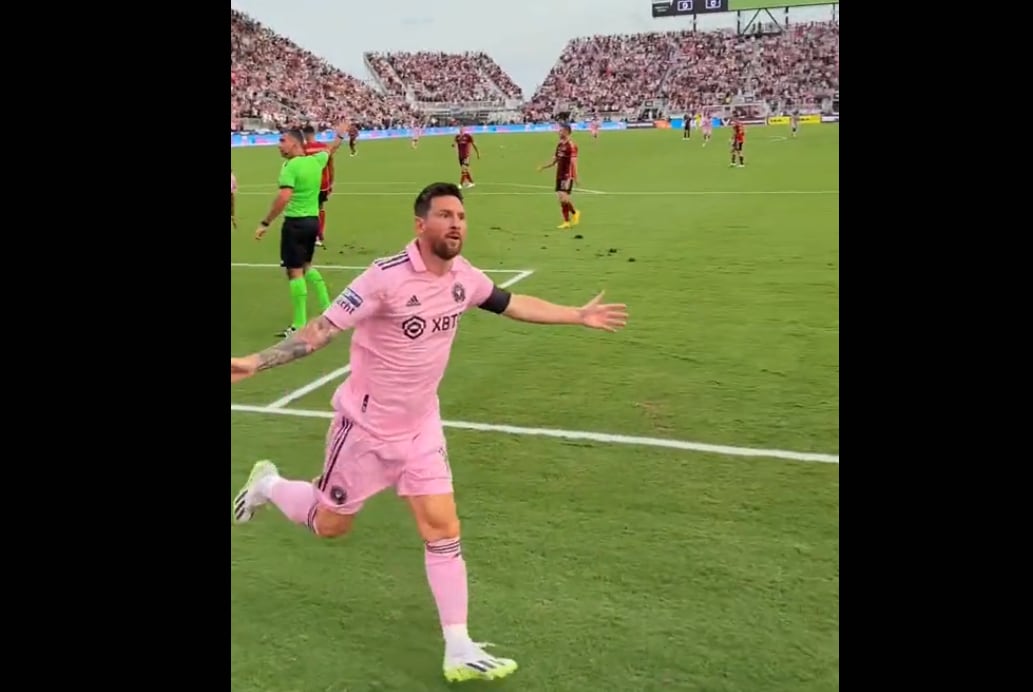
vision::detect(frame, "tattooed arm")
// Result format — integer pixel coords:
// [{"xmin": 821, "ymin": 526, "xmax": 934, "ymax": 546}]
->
[
  {"xmin": 233, "ymin": 270, "xmax": 382, "ymax": 384},
  {"xmin": 255, "ymin": 316, "xmax": 342, "ymax": 371},
  {"xmin": 231, "ymin": 316, "xmax": 343, "ymax": 382}
]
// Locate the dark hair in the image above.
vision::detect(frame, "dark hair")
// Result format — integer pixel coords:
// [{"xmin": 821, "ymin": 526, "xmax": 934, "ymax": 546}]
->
[
  {"xmin": 414, "ymin": 182, "xmax": 463, "ymax": 217},
  {"xmin": 559, "ymin": 122, "xmax": 572, "ymax": 133},
  {"xmin": 301, "ymin": 124, "xmax": 316, "ymax": 135},
  {"xmin": 282, "ymin": 128, "xmax": 304, "ymax": 144}
]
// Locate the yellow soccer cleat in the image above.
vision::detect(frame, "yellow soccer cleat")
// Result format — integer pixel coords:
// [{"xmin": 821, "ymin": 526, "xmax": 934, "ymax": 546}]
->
[
  {"xmin": 571, "ymin": 210, "xmax": 581, "ymax": 226},
  {"xmin": 557, "ymin": 221, "xmax": 572, "ymax": 229},
  {"xmin": 443, "ymin": 643, "xmax": 518, "ymax": 682}
]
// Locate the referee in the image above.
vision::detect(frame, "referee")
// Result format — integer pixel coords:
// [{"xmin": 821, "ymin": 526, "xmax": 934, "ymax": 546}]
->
[{"xmin": 255, "ymin": 122, "xmax": 347, "ymax": 337}]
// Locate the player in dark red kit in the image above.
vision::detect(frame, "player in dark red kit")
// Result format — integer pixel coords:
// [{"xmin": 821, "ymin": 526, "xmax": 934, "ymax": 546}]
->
[
  {"xmin": 537, "ymin": 123, "xmax": 580, "ymax": 230},
  {"xmin": 451, "ymin": 127, "xmax": 480, "ymax": 188},
  {"xmin": 302, "ymin": 125, "xmax": 337, "ymax": 247},
  {"xmin": 730, "ymin": 119, "xmax": 746, "ymax": 168},
  {"xmin": 347, "ymin": 123, "xmax": 360, "ymax": 156}
]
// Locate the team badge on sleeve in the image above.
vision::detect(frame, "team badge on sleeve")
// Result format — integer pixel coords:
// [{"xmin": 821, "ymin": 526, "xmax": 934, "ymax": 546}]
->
[{"xmin": 335, "ymin": 287, "xmax": 364, "ymax": 313}]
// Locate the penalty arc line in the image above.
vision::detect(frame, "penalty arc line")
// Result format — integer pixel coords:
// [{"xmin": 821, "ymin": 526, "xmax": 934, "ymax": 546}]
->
[
  {"xmin": 230, "ymin": 404, "xmax": 839, "ymax": 465},
  {"xmin": 263, "ymin": 269, "xmax": 536, "ymax": 410}
]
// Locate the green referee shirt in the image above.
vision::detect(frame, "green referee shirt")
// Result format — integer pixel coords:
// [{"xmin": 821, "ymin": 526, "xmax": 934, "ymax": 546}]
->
[{"xmin": 278, "ymin": 150, "xmax": 329, "ymax": 218}]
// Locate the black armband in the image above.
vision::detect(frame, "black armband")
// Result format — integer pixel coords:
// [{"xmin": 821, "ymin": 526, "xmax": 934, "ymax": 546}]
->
[
  {"xmin": 260, "ymin": 219, "xmax": 270, "ymax": 227},
  {"xmin": 478, "ymin": 285, "xmax": 512, "ymax": 314}
]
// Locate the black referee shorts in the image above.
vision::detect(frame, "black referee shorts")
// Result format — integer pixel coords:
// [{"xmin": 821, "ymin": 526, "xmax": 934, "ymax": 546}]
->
[{"xmin": 279, "ymin": 216, "xmax": 319, "ymax": 269}]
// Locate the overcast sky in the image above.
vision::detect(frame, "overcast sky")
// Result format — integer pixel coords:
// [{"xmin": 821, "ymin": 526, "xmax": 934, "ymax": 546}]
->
[{"xmin": 232, "ymin": 0, "xmax": 836, "ymax": 97}]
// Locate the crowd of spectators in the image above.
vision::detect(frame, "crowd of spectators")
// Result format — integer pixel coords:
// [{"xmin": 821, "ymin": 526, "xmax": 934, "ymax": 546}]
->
[
  {"xmin": 364, "ymin": 51, "xmax": 524, "ymax": 103},
  {"xmin": 524, "ymin": 33, "xmax": 678, "ymax": 119},
  {"xmin": 526, "ymin": 22, "xmax": 838, "ymax": 117},
  {"xmin": 231, "ymin": 10, "xmax": 416, "ymax": 130},
  {"xmin": 663, "ymin": 22, "xmax": 839, "ymax": 113},
  {"xmin": 231, "ymin": 9, "xmax": 838, "ymax": 130}
]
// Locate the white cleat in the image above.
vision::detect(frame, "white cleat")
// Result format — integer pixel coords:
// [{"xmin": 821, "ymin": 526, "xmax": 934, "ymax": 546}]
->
[
  {"xmin": 443, "ymin": 643, "xmax": 518, "ymax": 682},
  {"xmin": 233, "ymin": 460, "xmax": 279, "ymax": 524}
]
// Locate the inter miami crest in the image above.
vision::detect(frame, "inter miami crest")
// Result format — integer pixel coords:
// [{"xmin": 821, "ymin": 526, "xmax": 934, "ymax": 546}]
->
[{"xmin": 452, "ymin": 282, "xmax": 466, "ymax": 304}]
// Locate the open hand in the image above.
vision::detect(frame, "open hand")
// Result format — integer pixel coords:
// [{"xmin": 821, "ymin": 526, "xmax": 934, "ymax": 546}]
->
[
  {"xmin": 231, "ymin": 356, "xmax": 258, "ymax": 383},
  {"xmin": 577, "ymin": 291, "xmax": 628, "ymax": 332}
]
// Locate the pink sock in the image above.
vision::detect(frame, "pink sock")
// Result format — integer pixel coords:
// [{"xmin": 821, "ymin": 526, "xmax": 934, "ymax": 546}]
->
[
  {"xmin": 268, "ymin": 479, "xmax": 318, "ymax": 530},
  {"xmin": 425, "ymin": 538, "xmax": 468, "ymax": 627}
]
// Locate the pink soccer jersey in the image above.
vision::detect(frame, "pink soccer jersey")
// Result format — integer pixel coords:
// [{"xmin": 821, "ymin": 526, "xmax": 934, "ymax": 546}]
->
[{"xmin": 322, "ymin": 240, "xmax": 497, "ymax": 441}]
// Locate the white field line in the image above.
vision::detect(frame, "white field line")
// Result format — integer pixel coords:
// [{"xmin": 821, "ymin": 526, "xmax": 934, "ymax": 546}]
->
[
  {"xmin": 266, "ymin": 366, "xmax": 351, "ymax": 409},
  {"xmin": 235, "ymin": 181, "xmax": 423, "ymax": 188},
  {"xmin": 263, "ymin": 269, "xmax": 535, "ymax": 409},
  {"xmin": 230, "ymin": 403, "xmax": 839, "ymax": 465},
  {"xmin": 498, "ymin": 270, "xmax": 535, "ymax": 288},
  {"xmin": 497, "ymin": 182, "xmax": 606, "ymax": 195},
  {"xmin": 236, "ymin": 181, "xmax": 599, "ymax": 196},
  {"xmin": 234, "ymin": 190, "xmax": 838, "ymax": 197},
  {"xmin": 231, "ymin": 263, "xmax": 527, "ymax": 274}
]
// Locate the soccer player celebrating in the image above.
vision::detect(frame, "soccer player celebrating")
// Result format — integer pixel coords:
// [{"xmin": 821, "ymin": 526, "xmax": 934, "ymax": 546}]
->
[
  {"xmin": 537, "ymin": 123, "xmax": 580, "ymax": 229},
  {"xmin": 231, "ymin": 182, "xmax": 628, "ymax": 683},
  {"xmin": 451, "ymin": 126, "xmax": 479, "ymax": 188},
  {"xmin": 301, "ymin": 125, "xmax": 336, "ymax": 248}
]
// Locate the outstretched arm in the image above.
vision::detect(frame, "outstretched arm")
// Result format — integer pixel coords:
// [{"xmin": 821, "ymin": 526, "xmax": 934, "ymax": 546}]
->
[
  {"xmin": 478, "ymin": 285, "xmax": 627, "ymax": 332},
  {"xmin": 256, "ymin": 316, "xmax": 342, "ymax": 370},
  {"xmin": 503, "ymin": 294, "xmax": 581, "ymax": 325},
  {"xmin": 232, "ymin": 316, "xmax": 343, "ymax": 382},
  {"xmin": 232, "ymin": 268, "xmax": 383, "ymax": 383}
]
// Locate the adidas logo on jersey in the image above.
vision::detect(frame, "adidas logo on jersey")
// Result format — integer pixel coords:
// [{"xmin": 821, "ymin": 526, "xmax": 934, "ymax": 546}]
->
[{"xmin": 406, "ymin": 295, "xmax": 421, "ymax": 307}]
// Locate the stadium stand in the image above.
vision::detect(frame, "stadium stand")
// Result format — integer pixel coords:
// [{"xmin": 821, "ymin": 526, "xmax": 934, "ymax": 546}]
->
[
  {"xmin": 231, "ymin": 10, "xmax": 416, "ymax": 130},
  {"xmin": 662, "ymin": 23, "xmax": 839, "ymax": 114},
  {"xmin": 364, "ymin": 51, "xmax": 524, "ymax": 104},
  {"xmin": 231, "ymin": 8, "xmax": 837, "ymax": 129},
  {"xmin": 526, "ymin": 22, "xmax": 838, "ymax": 119}
]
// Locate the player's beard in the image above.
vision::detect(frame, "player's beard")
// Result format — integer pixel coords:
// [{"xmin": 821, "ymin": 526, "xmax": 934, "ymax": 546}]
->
[{"xmin": 432, "ymin": 235, "xmax": 463, "ymax": 260}]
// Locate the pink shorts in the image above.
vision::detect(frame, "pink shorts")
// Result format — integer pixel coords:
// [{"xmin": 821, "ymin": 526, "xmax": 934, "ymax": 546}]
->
[{"xmin": 314, "ymin": 414, "xmax": 452, "ymax": 515}]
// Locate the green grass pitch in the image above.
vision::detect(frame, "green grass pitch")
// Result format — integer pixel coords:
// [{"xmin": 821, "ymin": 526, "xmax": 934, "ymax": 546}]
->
[{"xmin": 230, "ymin": 123, "xmax": 839, "ymax": 692}]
